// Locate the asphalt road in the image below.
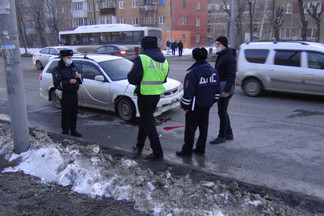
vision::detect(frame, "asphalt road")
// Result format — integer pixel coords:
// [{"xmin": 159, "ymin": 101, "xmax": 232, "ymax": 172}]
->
[{"xmin": 1, "ymin": 56, "xmax": 324, "ymax": 210}]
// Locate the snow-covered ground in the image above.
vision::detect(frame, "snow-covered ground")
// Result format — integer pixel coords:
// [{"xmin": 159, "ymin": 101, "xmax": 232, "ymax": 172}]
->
[{"xmin": 0, "ymin": 123, "xmax": 306, "ymax": 215}]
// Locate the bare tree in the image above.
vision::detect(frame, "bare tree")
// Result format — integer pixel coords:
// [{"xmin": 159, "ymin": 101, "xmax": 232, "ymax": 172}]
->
[
  {"xmin": 234, "ymin": 0, "xmax": 248, "ymax": 48},
  {"xmin": 248, "ymin": 0, "xmax": 256, "ymax": 42},
  {"xmin": 297, "ymin": 0, "xmax": 308, "ymax": 41},
  {"xmin": 273, "ymin": 5, "xmax": 284, "ymax": 41},
  {"xmin": 25, "ymin": 0, "xmax": 47, "ymax": 47},
  {"xmin": 222, "ymin": 0, "xmax": 231, "ymax": 38},
  {"xmin": 15, "ymin": 0, "xmax": 29, "ymax": 53},
  {"xmin": 307, "ymin": 2, "xmax": 323, "ymax": 42},
  {"xmin": 44, "ymin": 0, "xmax": 60, "ymax": 45}
]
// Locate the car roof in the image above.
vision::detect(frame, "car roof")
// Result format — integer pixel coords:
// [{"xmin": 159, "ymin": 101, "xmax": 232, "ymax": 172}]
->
[
  {"xmin": 96, "ymin": 44, "xmax": 129, "ymax": 50},
  {"xmin": 240, "ymin": 41, "xmax": 324, "ymax": 52},
  {"xmin": 50, "ymin": 54, "xmax": 125, "ymax": 63}
]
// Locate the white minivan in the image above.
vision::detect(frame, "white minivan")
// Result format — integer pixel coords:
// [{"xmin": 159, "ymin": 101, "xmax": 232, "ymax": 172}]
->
[{"xmin": 236, "ymin": 41, "xmax": 324, "ymax": 97}]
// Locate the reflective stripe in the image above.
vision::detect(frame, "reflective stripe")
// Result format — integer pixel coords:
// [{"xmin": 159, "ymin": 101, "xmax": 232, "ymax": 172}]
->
[{"xmin": 141, "ymin": 81, "xmax": 164, "ymax": 85}]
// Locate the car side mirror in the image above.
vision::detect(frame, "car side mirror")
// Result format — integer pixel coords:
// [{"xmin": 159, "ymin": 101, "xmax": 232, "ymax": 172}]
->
[{"xmin": 94, "ymin": 75, "xmax": 105, "ymax": 81}]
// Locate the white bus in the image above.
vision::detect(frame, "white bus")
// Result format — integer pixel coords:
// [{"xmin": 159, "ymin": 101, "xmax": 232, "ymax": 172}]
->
[{"xmin": 59, "ymin": 24, "xmax": 163, "ymax": 53}]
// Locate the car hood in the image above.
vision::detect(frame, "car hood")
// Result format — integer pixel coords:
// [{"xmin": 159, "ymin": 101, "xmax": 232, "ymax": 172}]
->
[{"xmin": 113, "ymin": 77, "xmax": 181, "ymax": 93}]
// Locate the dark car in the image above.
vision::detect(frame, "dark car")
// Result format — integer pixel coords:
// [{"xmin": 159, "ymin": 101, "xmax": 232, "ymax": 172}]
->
[{"xmin": 93, "ymin": 45, "xmax": 137, "ymax": 61}]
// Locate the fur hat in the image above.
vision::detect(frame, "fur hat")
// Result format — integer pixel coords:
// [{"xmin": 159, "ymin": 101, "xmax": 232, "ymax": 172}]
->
[
  {"xmin": 60, "ymin": 49, "xmax": 73, "ymax": 57},
  {"xmin": 215, "ymin": 36, "xmax": 228, "ymax": 47},
  {"xmin": 192, "ymin": 47, "xmax": 208, "ymax": 60},
  {"xmin": 141, "ymin": 36, "xmax": 158, "ymax": 50}
]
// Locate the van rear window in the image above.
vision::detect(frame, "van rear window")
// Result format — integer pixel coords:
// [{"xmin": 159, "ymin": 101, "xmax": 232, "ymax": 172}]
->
[{"xmin": 244, "ymin": 49, "xmax": 269, "ymax": 63}]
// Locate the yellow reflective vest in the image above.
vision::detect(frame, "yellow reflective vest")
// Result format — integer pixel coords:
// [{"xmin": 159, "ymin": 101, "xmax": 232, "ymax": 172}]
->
[{"xmin": 139, "ymin": 54, "xmax": 169, "ymax": 95}]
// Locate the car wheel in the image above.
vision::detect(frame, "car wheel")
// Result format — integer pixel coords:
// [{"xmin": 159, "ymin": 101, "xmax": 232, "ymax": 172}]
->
[
  {"xmin": 51, "ymin": 89, "xmax": 61, "ymax": 109},
  {"xmin": 36, "ymin": 60, "xmax": 44, "ymax": 70},
  {"xmin": 243, "ymin": 78, "xmax": 262, "ymax": 97},
  {"xmin": 117, "ymin": 97, "xmax": 135, "ymax": 122}
]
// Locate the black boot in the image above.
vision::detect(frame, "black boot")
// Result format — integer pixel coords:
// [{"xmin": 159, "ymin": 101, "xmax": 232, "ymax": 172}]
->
[{"xmin": 70, "ymin": 130, "xmax": 82, "ymax": 137}]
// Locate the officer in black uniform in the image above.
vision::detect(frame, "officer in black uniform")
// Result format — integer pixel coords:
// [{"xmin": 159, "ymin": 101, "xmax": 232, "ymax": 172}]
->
[
  {"xmin": 52, "ymin": 49, "xmax": 82, "ymax": 137},
  {"xmin": 176, "ymin": 47, "xmax": 221, "ymax": 156}
]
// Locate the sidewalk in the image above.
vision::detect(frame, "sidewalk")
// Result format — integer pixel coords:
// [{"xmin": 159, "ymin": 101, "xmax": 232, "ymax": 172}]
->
[{"xmin": 0, "ymin": 120, "xmax": 323, "ymax": 215}]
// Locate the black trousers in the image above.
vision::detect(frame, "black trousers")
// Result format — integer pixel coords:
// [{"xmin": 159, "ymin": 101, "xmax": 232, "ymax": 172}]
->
[
  {"xmin": 182, "ymin": 107, "xmax": 210, "ymax": 154},
  {"xmin": 61, "ymin": 92, "xmax": 78, "ymax": 133},
  {"xmin": 217, "ymin": 95, "xmax": 233, "ymax": 138},
  {"xmin": 178, "ymin": 49, "xmax": 183, "ymax": 56},
  {"xmin": 136, "ymin": 95, "xmax": 163, "ymax": 157}
]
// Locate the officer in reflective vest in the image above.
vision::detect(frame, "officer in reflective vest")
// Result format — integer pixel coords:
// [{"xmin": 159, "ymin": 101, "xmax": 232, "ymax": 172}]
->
[{"xmin": 127, "ymin": 36, "xmax": 169, "ymax": 160}]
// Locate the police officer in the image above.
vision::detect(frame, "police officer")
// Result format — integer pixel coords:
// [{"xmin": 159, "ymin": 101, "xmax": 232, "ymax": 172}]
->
[
  {"xmin": 52, "ymin": 49, "xmax": 82, "ymax": 137},
  {"xmin": 127, "ymin": 36, "xmax": 169, "ymax": 160},
  {"xmin": 176, "ymin": 47, "xmax": 221, "ymax": 156}
]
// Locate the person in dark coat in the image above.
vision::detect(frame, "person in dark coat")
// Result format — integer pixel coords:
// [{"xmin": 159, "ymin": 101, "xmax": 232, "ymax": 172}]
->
[
  {"xmin": 177, "ymin": 40, "xmax": 184, "ymax": 56},
  {"xmin": 127, "ymin": 36, "xmax": 169, "ymax": 160},
  {"xmin": 171, "ymin": 40, "xmax": 177, "ymax": 55},
  {"xmin": 176, "ymin": 47, "xmax": 221, "ymax": 156},
  {"xmin": 52, "ymin": 49, "xmax": 83, "ymax": 137},
  {"xmin": 210, "ymin": 36, "xmax": 236, "ymax": 145},
  {"xmin": 166, "ymin": 39, "xmax": 171, "ymax": 55}
]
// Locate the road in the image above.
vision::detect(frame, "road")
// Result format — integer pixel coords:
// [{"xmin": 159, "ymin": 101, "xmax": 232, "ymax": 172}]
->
[{"xmin": 1, "ymin": 56, "xmax": 324, "ymax": 207}]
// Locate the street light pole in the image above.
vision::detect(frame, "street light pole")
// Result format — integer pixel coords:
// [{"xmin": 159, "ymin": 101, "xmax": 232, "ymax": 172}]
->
[{"xmin": 0, "ymin": 0, "xmax": 30, "ymax": 153}]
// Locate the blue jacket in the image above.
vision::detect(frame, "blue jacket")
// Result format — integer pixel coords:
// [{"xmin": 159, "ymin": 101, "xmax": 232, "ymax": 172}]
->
[{"xmin": 181, "ymin": 60, "xmax": 221, "ymax": 110}]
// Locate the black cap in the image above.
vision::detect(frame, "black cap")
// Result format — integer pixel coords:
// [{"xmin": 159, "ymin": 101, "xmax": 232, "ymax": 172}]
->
[
  {"xmin": 141, "ymin": 36, "xmax": 158, "ymax": 50},
  {"xmin": 192, "ymin": 47, "xmax": 208, "ymax": 60},
  {"xmin": 215, "ymin": 36, "xmax": 228, "ymax": 47},
  {"xmin": 60, "ymin": 49, "xmax": 73, "ymax": 57}
]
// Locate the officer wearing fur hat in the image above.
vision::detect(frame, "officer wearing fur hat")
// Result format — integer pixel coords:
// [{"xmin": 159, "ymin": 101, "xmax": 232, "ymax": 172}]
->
[
  {"xmin": 127, "ymin": 36, "xmax": 169, "ymax": 160},
  {"xmin": 52, "ymin": 49, "xmax": 83, "ymax": 137},
  {"xmin": 176, "ymin": 47, "xmax": 220, "ymax": 156},
  {"xmin": 210, "ymin": 36, "xmax": 236, "ymax": 145}
]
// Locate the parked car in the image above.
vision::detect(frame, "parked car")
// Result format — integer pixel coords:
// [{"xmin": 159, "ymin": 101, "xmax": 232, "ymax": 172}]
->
[
  {"xmin": 39, "ymin": 54, "xmax": 183, "ymax": 121},
  {"xmin": 236, "ymin": 41, "xmax": 324, "ymax": 97},
  {"xmin": 32, "ymin": 46, "xmax": 82, "ymax": 70},
  {"xmin": 93, "ymin": 45, "xmax": 137, "ymax": 61}
]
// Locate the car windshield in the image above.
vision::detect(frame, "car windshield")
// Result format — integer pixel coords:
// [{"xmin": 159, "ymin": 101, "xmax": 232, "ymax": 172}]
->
[{"xmin": 99, "ymin": 59, "xmax": 133, "ymax": 81}]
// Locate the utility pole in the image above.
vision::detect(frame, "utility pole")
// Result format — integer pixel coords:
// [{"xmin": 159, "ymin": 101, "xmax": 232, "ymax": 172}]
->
[
  {"xmin": 0, "ymin": 0, "xmax": 30, "ymax": 153},
  {"xmin": 230, "ymin": 0, "xmax": 236, "ymax": 47}
]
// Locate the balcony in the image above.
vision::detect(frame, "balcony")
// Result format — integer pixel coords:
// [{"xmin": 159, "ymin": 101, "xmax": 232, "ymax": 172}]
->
[
  {"xmin": 139, "ymin": 5, "xmax": 157, "ymax": 12},
  {"xmin": 98, "ymin": 0, "xmax": 116, "ymax": 9}
]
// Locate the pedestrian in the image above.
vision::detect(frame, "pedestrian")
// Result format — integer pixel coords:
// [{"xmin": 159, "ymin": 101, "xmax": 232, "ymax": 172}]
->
[
  {"xmin": 166, "ymin": 39, "xmax": 171, "ymax": 55},
  {"xmin": 210, "ymin": 36, "xmax": 236, "ymax": 145},
  {"xmin": 171, "ymin": 40, "xmax": 177, "ymax": 55},
  {"xmin": 177, "ymin": 40, "xmax": 183, "ymax": 56},
  {"xmin": 127, "ymin": 36, "xmax": 169, "ymax": 160},
  {"xmin": 52, "ymin": 49, "xmax": 83, "ymax": 137},
  {"xmin": 176, "ymin": 47, "xmax": 221, "ymax": 156}
]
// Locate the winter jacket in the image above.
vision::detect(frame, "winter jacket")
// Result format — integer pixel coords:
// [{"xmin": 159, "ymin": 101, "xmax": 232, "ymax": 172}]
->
[
  {"xmin": 127, "ymin": 48, "xmax": 169, "ymax": 95},
  {"xmin": 181, "ymin": 60, "xmax": 221, "ymax": 110},
  {"xmin": 177, "ymin": 42, "xmax": 183, "ymax": 49},
  {"xmin": 52, "ymin": 59, "xmax": 82, "ymax": 94},
  {"xmin": 215, "ymin": 48, "xmax": 236, "ymax": 94}
]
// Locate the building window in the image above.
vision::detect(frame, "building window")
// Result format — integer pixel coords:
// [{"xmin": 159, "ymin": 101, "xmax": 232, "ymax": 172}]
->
[
  {"xmin": 182, "ymin": 34, "xmax": 186, "ymax": 42},
  {"xmin": 61, "ymin": 7, "xmax": 64, "ymax": 13},
  {"xmin": 182, "ymin": 0, "xmax": 186, "ymax": 8},
  {"xmin": 286, "ymin": 3, "xmax": 292, "ymax": 14},
  {"xmin": 119, "ymin": 1, "xmax": 124, "ymax": 9},
  {"xmin": 159, "ymin": 16, "xmax": 165, "ymax": 24},
  {"xmin": 197, "ymin": 2, "xmax": 200, "ymax": 10},
  {"xmin": 215, "ymin": 24, "xmax": 219, "ymax": 30},
  {"xmin": 159, "ymin": 0, "xmax": 165, "ymax": 5},
  {"xmin": 132, "ymin": 17, "xmax": 138, "ymax": 25},
  {"xmin": 196, "ymin": 34, "xmax": 200, "ymax": 42},
  {"xmin": 215, "ymin": 4, "xmax": 220, "ymax": 10},
  {"xmin": 223, "ymin": 3, "xmax": 230, "ymax": 10},
  {"xmin": 280, "ymin": 28, "xmax": 290, "ymax": 38},
  {"xmin": 182, "ymin": 16, "xmax": 186, "ymax": 25},
  {"xmin": 222, "ymin": 24, "xmax": 227, "ymax": 30},
  {"xmin": 196, "ymin": 18, "xmax": 200, "ymax": 26},
  {"xmin": 132, "ymin": 0, "xmax": 137, "ymax": 8},
  {"xmin": 88, "ymin": 4, "xmax": 92, "ymax": 12},
  {"xmin": 72, "ymin": 2, "xmax": 83, "ymax": 10},
  {"xmin": 120, "ymin": 18, "xmax": 125, "ymax": 24}
]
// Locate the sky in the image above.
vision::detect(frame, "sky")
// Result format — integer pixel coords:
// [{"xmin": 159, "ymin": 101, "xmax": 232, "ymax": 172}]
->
[{"xmin": 0, "ymin": 123, "xmax": 269, "ymax": 216}]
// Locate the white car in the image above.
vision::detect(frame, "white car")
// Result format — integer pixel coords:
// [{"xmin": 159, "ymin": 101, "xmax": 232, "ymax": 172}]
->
[
  {"xmin": 39, "ymin": 54, "xmax": 183, "ymax": 121},
  {"xmin": 33, "ymin": 46, "xmax": 82, "ymax": 70},
  {"xmin": 236, "ymin": 41, "xmax": 324, "ymax": 97}
]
